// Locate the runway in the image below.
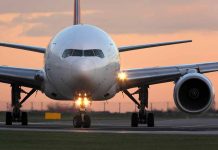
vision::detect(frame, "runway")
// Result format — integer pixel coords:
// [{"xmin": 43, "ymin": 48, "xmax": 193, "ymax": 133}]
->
[{"xmin": 1, "ymin": 118, "xmax": 218, "ymax": 135}]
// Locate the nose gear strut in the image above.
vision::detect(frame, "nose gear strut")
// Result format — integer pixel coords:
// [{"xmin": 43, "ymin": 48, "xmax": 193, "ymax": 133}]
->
[{"xmin": 73, "ymin": 93, "xmax": 91, "ymax": 128}]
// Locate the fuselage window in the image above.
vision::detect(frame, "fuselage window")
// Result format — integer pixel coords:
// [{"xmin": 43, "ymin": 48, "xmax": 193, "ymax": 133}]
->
[{"xmin": 84, "ymin": 50, "xmax": 95, "ymax": 56}]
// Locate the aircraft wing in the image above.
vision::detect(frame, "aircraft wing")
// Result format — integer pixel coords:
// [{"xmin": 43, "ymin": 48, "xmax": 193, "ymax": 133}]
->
[
  {"xmin": 118, "ymin": 40, "xmax": 192, "ymax": 52},
  {"xmin": 0, "ymin": 66, "xmax": 43, "ymax": 89},
  {"xmin": 118, "ymin": 62, "xmax": 218, "ymax": 90},
  {"xmin": 0, "ymin": 42, "xmax": 46, "ymax": 53}
]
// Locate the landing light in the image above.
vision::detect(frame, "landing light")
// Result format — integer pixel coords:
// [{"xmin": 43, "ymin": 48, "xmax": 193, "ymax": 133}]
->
[
  {"xmin": 75, "ymin": 97, "xmax": 82, "ymax": 106},
  {"xmin": 118, "ymin": 72, "xmax": 127, "ymax": 81},
  {"xmin": 75, "ymin": 97, "xmax": 90, "ymax": 108},
  {"xmin": 83, "ymin": 97, "xmax": 90, "ymax": 106}
]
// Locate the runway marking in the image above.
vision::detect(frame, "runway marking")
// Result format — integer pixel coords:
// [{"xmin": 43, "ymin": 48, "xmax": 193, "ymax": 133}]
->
[{"xmin": 1, "ymin": 127, "xmax": 218, "ymax": 135}]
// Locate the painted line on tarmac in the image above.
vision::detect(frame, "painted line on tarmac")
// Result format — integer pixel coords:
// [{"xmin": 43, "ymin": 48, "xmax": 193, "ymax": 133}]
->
[{"xmin": 1, "ymin": 127, "xmax": 218, "ymax": 135}]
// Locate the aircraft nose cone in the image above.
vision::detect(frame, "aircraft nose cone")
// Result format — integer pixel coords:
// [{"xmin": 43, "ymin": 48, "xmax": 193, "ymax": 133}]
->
[
  {"xmin": 78, "ymin": 62, "xmax": 91, "ymax": 77},
  {"xmin": 71, "ymin": 59, "xmax": 96, "ymax": 91}
]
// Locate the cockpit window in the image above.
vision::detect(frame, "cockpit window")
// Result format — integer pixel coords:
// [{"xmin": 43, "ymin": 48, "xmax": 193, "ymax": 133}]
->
[
  {"xmin": 73, "ymin": 50, "xmax": 83, "ymax": 56},
  {"xmin": 62, "ymin": 49, "xmax": 73, "ymax": 58},
  {"xmin": 93, "ymin": 49, "xmax": 104, "ymax": 58},
  {"xmin": 84, "ymin": 50, "xmax": 95, "ymax": 56},
  {"xmin": 62, "ymin": 49, "xmax": 104, "ymax": 58}
]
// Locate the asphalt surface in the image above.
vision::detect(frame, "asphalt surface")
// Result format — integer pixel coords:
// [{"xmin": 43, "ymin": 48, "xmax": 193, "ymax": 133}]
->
[{"xmin": 1, "ymin": 118, "xmax": 218, "ymax": 135}]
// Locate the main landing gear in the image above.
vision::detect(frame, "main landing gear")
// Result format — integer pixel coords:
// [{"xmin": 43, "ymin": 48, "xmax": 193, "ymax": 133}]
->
[
  {"xmin": 5, "ymin": 84, "xmax": 36, "ymax": 126},
  {"xmin": 73, "ymin": 94, "xmax": 91, "ymax": 128},
  {"xmin": 123, "ymin": 86, "xmax": 155, "ymax": 127}
]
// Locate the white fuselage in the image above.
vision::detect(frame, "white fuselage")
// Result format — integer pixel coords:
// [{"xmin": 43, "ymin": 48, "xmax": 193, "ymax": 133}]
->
[{"xmin": 43, "ymin": 24, "xmax": 120, "ymax": 101}]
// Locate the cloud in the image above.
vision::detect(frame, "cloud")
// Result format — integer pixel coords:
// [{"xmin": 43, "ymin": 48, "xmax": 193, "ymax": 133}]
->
[
  {"xmin": 0, "ymin": 0, "xmax": 72, "ymax": 13},
  {"xmin": 0, "ymin": 0, "xmax": 218, "ymax": 36},
  {"xmin": 24, "ymin": 13, "xmax": 73, "ymax": 37}
]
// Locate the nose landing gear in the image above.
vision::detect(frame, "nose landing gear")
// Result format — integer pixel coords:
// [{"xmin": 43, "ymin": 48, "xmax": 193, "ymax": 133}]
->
[
  {"xmin": 73, "ymin": 112, "xmax": 91, "ymax": 128},
  {"xmin": 73, "ymin": 94, "xmax": 91, "ymax": 128},
  {"xmin": 123, "ymin": 86, "xmax": 155, "ymax": 127}
]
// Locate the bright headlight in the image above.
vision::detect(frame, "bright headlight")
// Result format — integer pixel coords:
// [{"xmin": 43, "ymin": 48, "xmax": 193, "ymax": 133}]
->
[
  {"xmin": 118, "ymin": 72, "xmax": 127, "ymax": 81},
  {"xmin": 75, "ymin": 97, "xmax": 82, "ymax": 107},
  {"xmin": 83, "ymin": 97, "xmax": 90, "ymax": 106},
  {"xmin": 75, "ymin": 97, "xmax": 90, "ymax": 108}
]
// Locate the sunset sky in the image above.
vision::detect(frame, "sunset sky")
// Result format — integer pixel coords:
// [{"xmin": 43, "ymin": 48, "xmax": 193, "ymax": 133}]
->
[{"xmin": 0, "ymin": 0, "xmax": 218, "ymax": 112}]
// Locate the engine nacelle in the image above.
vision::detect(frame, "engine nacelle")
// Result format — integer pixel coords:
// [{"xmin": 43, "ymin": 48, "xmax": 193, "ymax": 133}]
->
[{"xmin": 174, "ymin": 73, "xmax": 214, "ymax": 114}]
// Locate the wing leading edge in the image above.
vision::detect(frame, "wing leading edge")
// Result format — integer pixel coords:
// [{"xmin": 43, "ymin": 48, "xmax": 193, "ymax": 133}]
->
[
  {"xmin": 0, "ymin": 66, "xmax": 43, "ymax": 89},
  {"xmin": 0, "ymin": 42, "xmax": 46, "ymax": 53},
  {"xmin": 118, "ymin": 62, "xmax": 218, "ymax": 90},
  {"xmin": 118, "ymin": 40, "xmax": 192, "ymax": 52}
]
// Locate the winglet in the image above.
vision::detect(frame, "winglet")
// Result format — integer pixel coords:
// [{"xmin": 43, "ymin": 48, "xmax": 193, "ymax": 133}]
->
[{"xmin": 74, "ymin": 0, "xmax": 81, "ymax": 25}]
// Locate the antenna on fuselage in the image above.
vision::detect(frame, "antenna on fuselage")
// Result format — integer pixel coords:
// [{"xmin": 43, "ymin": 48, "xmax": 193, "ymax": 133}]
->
[{"xmin": 74, "ymin": 0, "xmax": 81, "ymax": 25}]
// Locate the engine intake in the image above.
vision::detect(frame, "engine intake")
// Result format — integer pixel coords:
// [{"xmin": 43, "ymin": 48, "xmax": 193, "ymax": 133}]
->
[{"xmin": 174, "ymin": 73, "xmax": 214, "ymax": 114}]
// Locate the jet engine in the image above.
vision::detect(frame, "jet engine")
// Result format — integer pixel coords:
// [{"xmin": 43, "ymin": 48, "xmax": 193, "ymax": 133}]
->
[{"xmin": 174, "ymin": 73, "xmax": 214, "ymax": 114}]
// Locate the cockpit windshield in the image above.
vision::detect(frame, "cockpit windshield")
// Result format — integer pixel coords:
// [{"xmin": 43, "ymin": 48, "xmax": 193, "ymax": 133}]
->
[
  {"xmin": 84, "ymin": 50, "xmax": 95, "ymax": 56},
  {"xmin": 93, "ymin": 49, "xmax": 104, "ymax": 58},
  {"xmin": 62, "ymin": 49, "xmax": 104, "ymax": 58},
  {"xmin": 73, "ymin": 50, "xmax": 83, "ymax": 56}
]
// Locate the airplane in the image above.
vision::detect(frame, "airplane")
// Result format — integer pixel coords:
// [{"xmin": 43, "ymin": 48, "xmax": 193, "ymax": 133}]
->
[{"xmin": 0, "ymin": 0, "xmax": 217, "ymax": 128}]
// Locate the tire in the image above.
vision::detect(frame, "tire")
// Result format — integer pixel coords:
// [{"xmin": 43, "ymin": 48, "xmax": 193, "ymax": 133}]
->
[
  {"xmin": 21, "ymin": 112, "xmax": 28, "ymax": 126},
  {"xmin": 131, "ymin": 113, "xmax": 139, "ymax": 127},
  {"xmin": 6, "ymin": 112, "xmax": 12, "ymax": 125},
  {"xmin": 147, "ymin": 113, "xmax": 154, "ymax": 127},
  {"xmin": 83, "ymin": 115, "xmax": 91, "ymax": 128},
  {"xmin": 73, "ymin": 115, "xmax": 82, "ymax": 128}
]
